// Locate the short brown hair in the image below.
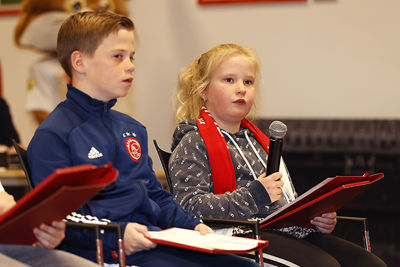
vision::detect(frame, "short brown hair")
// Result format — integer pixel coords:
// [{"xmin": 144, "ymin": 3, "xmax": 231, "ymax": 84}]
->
[{"xmin": 57, "ymin": 10, "xmax": 134, "ymax": 78}]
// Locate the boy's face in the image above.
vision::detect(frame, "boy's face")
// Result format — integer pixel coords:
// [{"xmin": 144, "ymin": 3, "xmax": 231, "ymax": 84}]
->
[{"xmin": 82, "ymin": 28, "xmax": 135, "ymax": 102}]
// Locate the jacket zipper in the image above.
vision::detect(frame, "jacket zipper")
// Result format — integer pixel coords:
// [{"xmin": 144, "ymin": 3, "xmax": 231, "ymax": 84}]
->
[{"xmin": 102, "ymin": 103, "xmax": 119, "ymax": 161}]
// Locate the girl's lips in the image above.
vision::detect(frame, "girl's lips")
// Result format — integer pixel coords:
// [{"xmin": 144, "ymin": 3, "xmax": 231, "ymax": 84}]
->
[{"xmin": 233, "ymin": 99, "xmax": 246, "ymax": 104}]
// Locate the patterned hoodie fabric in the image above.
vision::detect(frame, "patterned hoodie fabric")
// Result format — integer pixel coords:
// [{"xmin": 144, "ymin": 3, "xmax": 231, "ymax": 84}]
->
[
  {"xmin": 170, "ymin": 119, "xmax": 316, "ymax": 238},
  {"xmin": 170, "ymin": 119, "xmax": 291, "ymax": 218}
]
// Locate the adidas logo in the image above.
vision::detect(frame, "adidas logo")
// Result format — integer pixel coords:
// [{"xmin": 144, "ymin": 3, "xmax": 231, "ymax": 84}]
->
[{"xmin": 88, "ymin": 147, "xmax": 103, "ymax": 159}]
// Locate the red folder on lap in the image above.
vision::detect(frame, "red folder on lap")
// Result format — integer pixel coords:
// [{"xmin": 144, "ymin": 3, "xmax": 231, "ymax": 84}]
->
[
  {"xmin": 147, "ymin": 227, "xmax": 269, "ymax": 254},
  {"xmin": 0, "ymin": 163, "xmax": 118, "ymax": 245},
  {"xmin": 259, "ymin": 173, "xmax": 384, "ymax": 229}
]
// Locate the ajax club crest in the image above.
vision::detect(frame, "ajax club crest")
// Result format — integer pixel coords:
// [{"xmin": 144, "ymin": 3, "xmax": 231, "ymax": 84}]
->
[{"xmin": 125, "ymin": 137, "xmax": 141, "ymax": 162}]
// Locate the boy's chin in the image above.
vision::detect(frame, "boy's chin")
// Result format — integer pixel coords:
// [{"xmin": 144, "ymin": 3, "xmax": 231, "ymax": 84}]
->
[{"xmin": 114, "ymin": 88, "xmax": 130, "ymax": 98}]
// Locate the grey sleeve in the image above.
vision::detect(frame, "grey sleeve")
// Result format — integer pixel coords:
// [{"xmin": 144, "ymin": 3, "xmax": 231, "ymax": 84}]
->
[{"xmin": 169, "ymin": 132, "xmax": 270, "ymax": 220}]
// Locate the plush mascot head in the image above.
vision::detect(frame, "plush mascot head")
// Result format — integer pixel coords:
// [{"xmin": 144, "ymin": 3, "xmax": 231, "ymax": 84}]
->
[
  {"xmin": 14, "ymin": 0, "xmax": 130, "ymax": 124},
  {"xmin": 15, "ymin": 0, "xmax": 129, "ymax": 52}
]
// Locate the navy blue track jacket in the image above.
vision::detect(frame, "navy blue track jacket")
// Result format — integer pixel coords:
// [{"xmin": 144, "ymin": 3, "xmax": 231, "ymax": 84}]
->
[{"xmin": 28, "ymin": 84, "xmax": 201, "ymax": 263}]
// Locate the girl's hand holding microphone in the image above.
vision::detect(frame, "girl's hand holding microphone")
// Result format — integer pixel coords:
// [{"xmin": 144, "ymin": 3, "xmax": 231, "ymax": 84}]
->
[{"xmin": 257, "ymin": 172, "xmax": 284, "ymax": 203}]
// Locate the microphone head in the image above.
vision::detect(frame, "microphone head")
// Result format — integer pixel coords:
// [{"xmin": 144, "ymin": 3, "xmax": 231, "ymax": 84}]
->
[{"xmin": 269, "ymin": 121, "xmax": 287, "ymax": 139}]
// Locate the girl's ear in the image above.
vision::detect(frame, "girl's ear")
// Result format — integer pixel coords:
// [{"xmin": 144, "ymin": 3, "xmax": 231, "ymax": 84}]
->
[
  {"xmin": 198, "ymin": 82, "xmax": 206, "ymax": 98},
  {"xmin": 199, "ymin": 89, "xmax": 207, "ymax": 102},
  {"xmin": 70, "ymin": 50, "xmax": 86, "ymax": 74}
]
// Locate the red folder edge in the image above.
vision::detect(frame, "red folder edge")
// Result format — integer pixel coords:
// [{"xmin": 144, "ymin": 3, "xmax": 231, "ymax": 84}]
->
[
  {"xmin": 259, "ymin": 173, "xmax": 384, "ymax": 229},
  {"xmin": 0, "ymin": 163, "xmax": 118, "ymax": 244}
]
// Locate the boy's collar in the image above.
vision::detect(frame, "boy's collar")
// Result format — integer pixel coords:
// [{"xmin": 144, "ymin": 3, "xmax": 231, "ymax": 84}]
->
[{"xmin": 67, "ymin": 84, "xmax": 117, "ymax": 111}]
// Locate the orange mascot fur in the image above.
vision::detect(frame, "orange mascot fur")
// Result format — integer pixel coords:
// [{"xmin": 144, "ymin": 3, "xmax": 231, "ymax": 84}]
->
[{"xmin": 14, "ymin": 0, "xmax": 130, "ymax": 124}]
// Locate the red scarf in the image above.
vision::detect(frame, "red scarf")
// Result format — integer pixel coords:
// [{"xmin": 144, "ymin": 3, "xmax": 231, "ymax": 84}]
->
[{"xmin": 196, "ymin": 107, "xmax": 270, "ymax": 194}]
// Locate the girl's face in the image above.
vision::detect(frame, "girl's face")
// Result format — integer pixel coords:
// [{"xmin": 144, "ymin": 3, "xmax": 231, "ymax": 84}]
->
[{"xmin": 202, "ymin": 54, "xmax": 256, "ymax": 133}]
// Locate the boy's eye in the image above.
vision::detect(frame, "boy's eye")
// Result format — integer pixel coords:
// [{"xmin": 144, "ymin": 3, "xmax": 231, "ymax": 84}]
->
[
  {"xmin": 244, "ymin": 80, "xmax": 253, "ymax": 85},
  {"xmin": 130, "ymin": 56, "xmax": 135, "ymax": 62},
  {"xmin": 114, "ymin": 54, "xmax": 123, "ymax": 59},
  {"xmin": 224, "ymin": 78, "xmax": 233, "ymax": 83}
]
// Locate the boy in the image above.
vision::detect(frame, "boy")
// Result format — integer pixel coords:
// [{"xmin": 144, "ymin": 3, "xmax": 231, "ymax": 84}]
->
[{"xmin": 28, "ymin": 11, "xmax": 257, "ymax": 266}]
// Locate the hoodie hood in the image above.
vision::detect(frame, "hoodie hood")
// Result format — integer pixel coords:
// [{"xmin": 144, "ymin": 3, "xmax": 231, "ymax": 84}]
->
[{"xmin": 171, "ymin": 119, "xmax": 198, "ymax": 151}]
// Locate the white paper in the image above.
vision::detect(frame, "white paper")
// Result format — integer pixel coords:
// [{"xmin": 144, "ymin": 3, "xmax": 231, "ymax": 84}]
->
[{"xmin": 148, "ymin": 227, "xmax": 262, "ymax": 251}]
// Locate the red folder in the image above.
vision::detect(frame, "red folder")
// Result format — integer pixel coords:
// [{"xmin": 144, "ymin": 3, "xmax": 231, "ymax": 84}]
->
[
  {"xmin": 147, "ymin": 227, "xmax": 269, "ymax": 254},
  {"xmin": 0, "ymin": 163, "xmax": 118, "ymax": 245},
  {"xmin": 259, "ymin": 172, "xmax": 384, "ymax": 229}
]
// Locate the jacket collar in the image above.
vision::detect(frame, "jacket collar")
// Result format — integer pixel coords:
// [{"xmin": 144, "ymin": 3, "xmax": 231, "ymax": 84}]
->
[{"xmin": 66, "ymin": 84, "xmax": 117, "ymax": 113}]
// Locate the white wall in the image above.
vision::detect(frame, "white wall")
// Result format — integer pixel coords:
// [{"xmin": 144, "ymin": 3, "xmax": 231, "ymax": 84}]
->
[{"xmin": 1, "ymin": 0, "xmax": 399, "ymax": 171}]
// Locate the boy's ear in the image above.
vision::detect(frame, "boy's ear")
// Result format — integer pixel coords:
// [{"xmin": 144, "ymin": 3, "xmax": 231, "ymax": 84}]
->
[{"xmin": 70, "ymin": 50, "xmax": 86, "ymax": 74}]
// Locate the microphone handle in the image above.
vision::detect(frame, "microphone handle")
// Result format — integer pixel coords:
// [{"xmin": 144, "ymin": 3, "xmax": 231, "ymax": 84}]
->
[{"xmin": 266, "ymin": 138, "xmax": 283, "ymax": 176}]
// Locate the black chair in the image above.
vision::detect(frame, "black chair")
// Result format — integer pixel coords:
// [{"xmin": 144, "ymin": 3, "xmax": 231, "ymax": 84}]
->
[
  {"xmin": 12, "ymin": 139, "xmax": 126, "ymax": 267},
  {"xmin": 154, "ymin": 140, "xmax": 174, "ymax": 194},
  {"xmin": 12, "ymin": 140, "xmax": 33, "ymax": 190}
]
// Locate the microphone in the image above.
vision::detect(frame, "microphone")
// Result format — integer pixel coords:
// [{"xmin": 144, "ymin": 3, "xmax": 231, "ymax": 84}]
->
[{"xmin": 266, "ymin": 121, "xmax": 287, "ymax": 176}]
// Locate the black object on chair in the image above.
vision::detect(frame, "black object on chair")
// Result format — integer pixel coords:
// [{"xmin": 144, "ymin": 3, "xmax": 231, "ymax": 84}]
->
[
  {"xmin": 153, "ymin": 139, "xmax": 265, "ymax": 265},
  {"xmin": 12, "ymin": 139, "xmax": 126, "ymax": 267},
  {"xmin": 12, "ymin": 139, "xmax": 33, "ymax": 190},
  {"xmin": 153, "ymin": 139, "xmax": 174, "ymax": 194}
]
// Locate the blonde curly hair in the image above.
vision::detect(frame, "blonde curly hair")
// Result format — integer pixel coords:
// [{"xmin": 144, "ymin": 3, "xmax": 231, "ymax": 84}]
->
[{"xmin": 174, "ymin": 43, "xmax": 260, "ymax": 123}]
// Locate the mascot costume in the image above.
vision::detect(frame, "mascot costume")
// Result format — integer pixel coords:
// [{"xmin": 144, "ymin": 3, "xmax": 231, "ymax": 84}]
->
[{"xmin": 14, "ymin": 0, "xmax": 129, "ymax": 124}]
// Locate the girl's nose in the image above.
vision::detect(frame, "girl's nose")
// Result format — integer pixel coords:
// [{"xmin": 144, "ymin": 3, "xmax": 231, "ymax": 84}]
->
[{"xmin": 236, "ymin": 82, "xmax": 246, "ymax": 94}]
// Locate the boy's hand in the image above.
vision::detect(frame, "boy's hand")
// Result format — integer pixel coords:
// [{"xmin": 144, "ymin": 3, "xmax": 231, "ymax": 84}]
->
[
  {"xmin": 34, "ymin": 220, "xmax": 66, "ymax": 248},
  {"xmin": 311, "ymin": 212, "xmax": 337, "ymax": 234},
  {"xmin": 123, "ymin": 222, "xmax": 157, "ymax": 255},
  {"xmin": 194, "ymin": 223, "xmax": 214, "ymax": 235},
  {"xmin": 257, "ymin": 172, "xmax": 284, "ymax": 203},
  {"xmin": 0, "ymin": 191, "xmax": 16, "ymax": 214}
]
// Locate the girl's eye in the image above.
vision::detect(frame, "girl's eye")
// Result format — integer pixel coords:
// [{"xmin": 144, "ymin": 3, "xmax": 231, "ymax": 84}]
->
[
  {"xmin": 224, "ymin": 78, "xmax": 233, "ymax": 83},
  {"xmin": 130, "ymin": 56, "xmax": 135, "ymax": 62},
  {"xmin": 114, "ymin": 54, "xmax": 123, "ymax": 59},
  {"xmin": 244, "ymin": 80, "xmax": 253, "ymax": 85}
]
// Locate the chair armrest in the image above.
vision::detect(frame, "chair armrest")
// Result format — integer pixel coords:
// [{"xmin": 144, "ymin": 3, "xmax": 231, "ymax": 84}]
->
[
  {"xmin": 202, "ymin": 217, "xmax": 259, "ymax": 228},
  {"xmin": 336, "ymin": 215, "xmax": 369, "ymax": 234},
  {"xmin": 201, "ymin": 217, "xmax": 261, "ymax": 238},
  {"xmin": 202, "ymin": 218, "xmax": 263, "ymax": 265},
  {"xmin": 65, "ymin": 221, "xmax": 126, "ymax": 267},
  {"xmin": 337, "ymin": 215, "xmax": 368, "ymax": 225},
  {"xmin": 335, "ymin": 215, "xmax": 370, "ymax": 252}
]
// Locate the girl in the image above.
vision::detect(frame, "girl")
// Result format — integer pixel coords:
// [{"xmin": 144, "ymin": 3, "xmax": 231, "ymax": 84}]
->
[{"xmin": 169, "ymin": 43, "xmax": 386, "ymax": 267}]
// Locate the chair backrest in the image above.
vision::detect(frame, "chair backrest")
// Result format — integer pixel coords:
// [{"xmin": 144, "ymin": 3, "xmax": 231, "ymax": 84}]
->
[
  {"xmin": 12, "ymin": 139, "xmax": 33, "ymax": 190},
  {"xmin": 153, "ymin": 139, "xmax": 173, "ymax": 194}
]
